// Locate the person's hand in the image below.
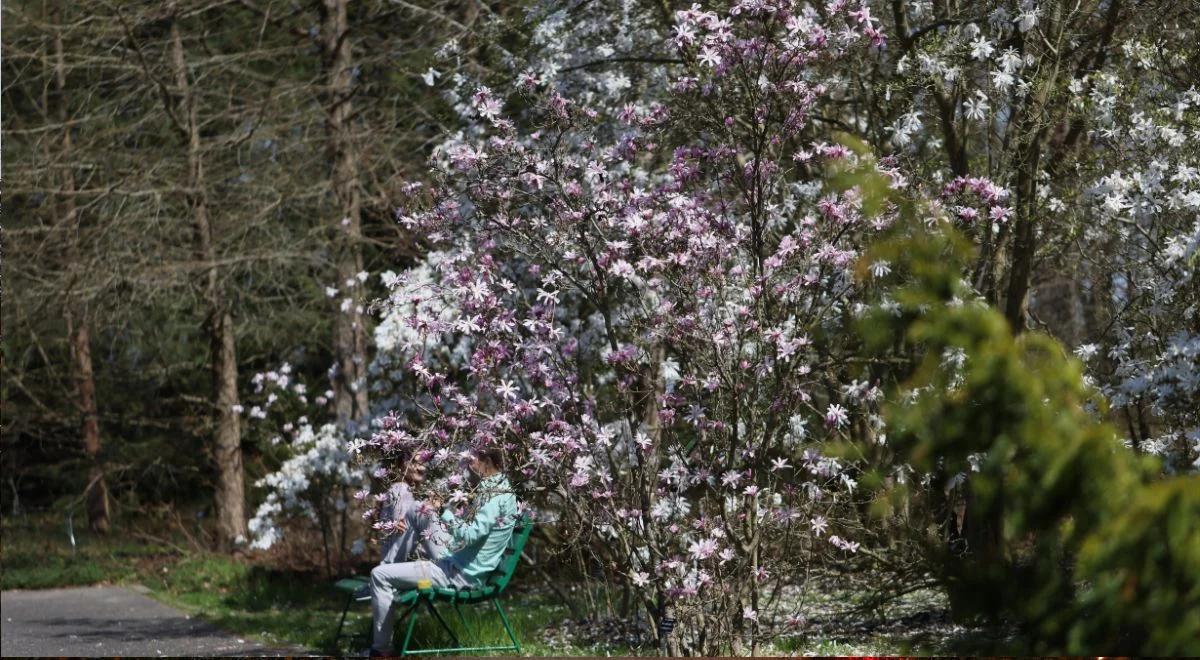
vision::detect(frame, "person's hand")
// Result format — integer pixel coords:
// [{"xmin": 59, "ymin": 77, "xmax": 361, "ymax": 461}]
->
[{"xmin": 394, "ymin": 518, "xmax": 408, "ymax": 533}]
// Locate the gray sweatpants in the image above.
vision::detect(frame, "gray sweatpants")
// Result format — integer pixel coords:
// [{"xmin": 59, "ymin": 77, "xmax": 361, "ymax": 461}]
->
[{"xmin": 371, "ymin": 492, "xmax": 472, "ymax": 650}]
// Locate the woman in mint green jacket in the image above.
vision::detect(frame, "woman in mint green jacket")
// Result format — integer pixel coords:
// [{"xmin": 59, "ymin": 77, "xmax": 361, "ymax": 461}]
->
[{"xmin": 367, "ymin": 446, "xmax": 518, "ymax": 656}]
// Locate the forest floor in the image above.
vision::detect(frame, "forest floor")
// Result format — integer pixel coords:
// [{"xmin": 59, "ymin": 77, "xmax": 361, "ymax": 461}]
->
[{"xmin": 0, "ymin": 512, "xmax": 1019, "ymax": 656}]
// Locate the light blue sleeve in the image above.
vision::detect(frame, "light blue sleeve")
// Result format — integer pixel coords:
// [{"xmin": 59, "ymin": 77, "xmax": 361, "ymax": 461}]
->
[{"xmin": 441, "ymin": 495, "xmax": 502, "ymax": 547}]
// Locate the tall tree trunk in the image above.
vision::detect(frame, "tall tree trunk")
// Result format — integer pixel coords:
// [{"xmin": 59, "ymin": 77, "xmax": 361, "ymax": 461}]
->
[
  {"xmin": 211, "ymin": 308, "xmax": 245, "ymax": 547},
  {"xmin": 54, "ymin": 14, "xmax": 110, "ymax": 533},
  {"xmin": 169, "ymin": 12, "xmax": 246, "ymax": 548},
  {"xmin": 1003, "ymin": 137, "xmax": 1043, "ymax": 334},
  {"xmin": 321, "ymin": 0, "xmax": 370, "ymax": 427},
  {"xmin": 69, "ymin": 313, "xmax": 110, "ymax": 532}
]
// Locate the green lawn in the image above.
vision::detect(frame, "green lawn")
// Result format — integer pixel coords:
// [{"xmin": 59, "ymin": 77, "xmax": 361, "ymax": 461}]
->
[
  {"xmin": 2, "ymin": 512, "xmax": 1015, "ymax": 655},
  {"xmin": 0, "ymin": 514, "xmax": 158, "ymax": 590},
  {"xmin": 149, "ymin": 554, "xmax": 639, "ymax": 655},
  {"xmin": 0, "ymin": 513, "xmax": 640, "ymax": 655}
]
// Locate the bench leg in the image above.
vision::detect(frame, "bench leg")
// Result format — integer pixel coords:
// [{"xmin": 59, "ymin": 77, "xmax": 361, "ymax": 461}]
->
[
  {"xmin": 492, "ymin": 598, "xmax": 521, "ymax": 654},
  {"xmin": 332, "ymin": 592, "xmax": 354, "ymax": 650},
  {"xmin": 450, "ymin": 601, "xmax": 475, "ymax": 645},
  {"xmin": 397, "ymin": 600, "xmax": 421, "ymax": 656},
  {"xmin": 424, "ymin": 599, "xmax": 461, "ymax": 649}
]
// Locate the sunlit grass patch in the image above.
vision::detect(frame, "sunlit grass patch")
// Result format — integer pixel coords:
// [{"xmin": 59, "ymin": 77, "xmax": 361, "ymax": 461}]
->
[
  {"xmin": 3, "ymin": 513, "xmax": 1024, "ymax": 655},
  {"xmin": 1, "ymin": 513, "xmax": 169, "ymax": 590}
]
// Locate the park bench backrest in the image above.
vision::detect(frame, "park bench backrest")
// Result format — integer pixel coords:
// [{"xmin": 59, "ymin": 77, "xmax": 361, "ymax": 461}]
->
[{"xmin": 484, "ymin": 513, "xmax": 532, "ymax": 594}]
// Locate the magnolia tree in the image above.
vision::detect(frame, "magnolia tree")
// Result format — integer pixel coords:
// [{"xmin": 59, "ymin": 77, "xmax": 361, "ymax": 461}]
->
[
  {"xmin": 1069, "ymin": 67, "xmax": 1200, "ymax": 472},
  {"xmin": 236, "ymin": 364, "xmax": 371, "ymax": 572},
  {"xmin": 248, "ymin": 422, "xmax": 367, "ymax": 570},
  {"xmin": 363, "ymin": 1, "xmax": 909, "ymax": 653},
  {"xmin": 245, "ymin": 0, "xmax": 1196, "ymax": 647},
  {"xmin": 485, "ymin": 0, "xmax": 1200, "ymax": 472},
  {"xmin": 834, "ymin": 0, "xmax": 1200, "ymax": 470}
]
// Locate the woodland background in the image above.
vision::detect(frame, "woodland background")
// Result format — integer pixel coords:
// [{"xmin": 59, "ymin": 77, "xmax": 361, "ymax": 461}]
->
[{"xmin": 3, "ymin": 0, "xmax": 1198, "ymax": 655}]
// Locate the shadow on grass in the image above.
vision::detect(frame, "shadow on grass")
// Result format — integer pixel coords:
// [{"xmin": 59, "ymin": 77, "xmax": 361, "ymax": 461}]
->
[
  {"xmin": 2, "ymin": 515, "xmax": 625, "ymax": 655},
  {"xmin": 146, "ymin": 559, "xmax": 349, "ymax": 652},
  {"xmin": 290, "ymin": 581, "xmax": 607, "ymax": 656},
  {"xmin": 1, "ymin": 516, "xmax": 172, "ymax": 590}
]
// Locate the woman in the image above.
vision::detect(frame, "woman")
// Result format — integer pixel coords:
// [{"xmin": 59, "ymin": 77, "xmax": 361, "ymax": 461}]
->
[
  {"xmin": 367, "ymin": 445, "xmax": 518, "ymax": 656},
  {"xmin": 378, "ymin": 458, "xmax": 442, "ymax": 564}
]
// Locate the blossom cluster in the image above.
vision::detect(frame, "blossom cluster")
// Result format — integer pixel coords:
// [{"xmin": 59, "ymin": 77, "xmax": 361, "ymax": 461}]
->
[
  {"xmin": 361, "ymin": 0, "xmax": 902, "ymax": 643},
  {"xmin": 248, "ymin": 423, "xmax": 368, "ymax": 551}
]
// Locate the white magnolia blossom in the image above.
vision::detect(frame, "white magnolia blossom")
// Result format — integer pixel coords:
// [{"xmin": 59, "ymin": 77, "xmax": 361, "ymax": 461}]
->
[{"xmin": 248, "ymin": 423, "xmax": 368, "ymax": 551}]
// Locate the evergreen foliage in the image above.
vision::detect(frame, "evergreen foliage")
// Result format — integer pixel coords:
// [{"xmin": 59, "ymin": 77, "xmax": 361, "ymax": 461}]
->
[{"xmin": 857, "ymin": 175, "xmax": 1199, "ymax": 653}]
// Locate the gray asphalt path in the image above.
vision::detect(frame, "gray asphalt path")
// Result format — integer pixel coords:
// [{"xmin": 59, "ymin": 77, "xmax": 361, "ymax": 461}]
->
[{"xmin": 1, "ymin": 585, "xmax": 308, "ymax": 657}]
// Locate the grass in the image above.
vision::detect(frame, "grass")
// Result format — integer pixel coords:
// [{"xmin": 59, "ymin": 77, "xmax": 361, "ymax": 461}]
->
[
  {"xmin": 146, "ymin": 555, "xmax": 618, "ymax": 655},
  {"xmin": 0, "ymin": 512, "xmax": 638, "ymax": 655},
  {"xmin": 1, "ymin": 512, "xmax": 1018, "ymax": 655},
  {"xmin": 0, "ymin": 514, "xmax": 167, "ymax": 590}
]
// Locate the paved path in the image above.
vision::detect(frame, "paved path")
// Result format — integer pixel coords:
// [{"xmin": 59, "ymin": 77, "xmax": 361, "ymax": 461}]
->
[{"xmin": 1, "ymin": 585, "xmax": 308, "ymax": 657}]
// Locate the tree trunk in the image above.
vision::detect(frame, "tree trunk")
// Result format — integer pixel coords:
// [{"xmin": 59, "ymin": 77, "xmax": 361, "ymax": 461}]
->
[
  {"xmin": 933, "ymin": 88, "xmax": 968, "ymax": 177},
  {"xmin": 54, "ymin": 14, "xmax": 110, "ymax": 533},
  {"xmin": 212, "ymin": 309, "xmax": 246, "ymax": 547},
  {"xmin": 68, "ymin": 310, "xmax": 110, "ymax": 532},
  {"xmin": 321, "ymin": 0, "xmax": 370, "ymax": 427},
  {"xmin": 1003, "ymin": 131, "xmax": 1047, "ymax": 334},
  {"xmin": 169, "ymin": 11, "xmax": 247, "ymax": 548}
]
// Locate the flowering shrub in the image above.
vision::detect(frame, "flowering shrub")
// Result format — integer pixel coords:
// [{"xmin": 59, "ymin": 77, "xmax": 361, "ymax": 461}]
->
[
  {"xmin": 247, "ymin": 422, "xmax": 367, "ymax": 571},
  {"xmin": 362, "ymin": 1, "xmax": 915, "ymax": 652},
  {"xmin": 248, "ymin": 0, "xmax": 1196, "ymax": 649},
  {"xmin": 834, "ymin": 0, "xmax": 1200, "ymax": 471},
  {"xmin": 1071, "ymin": 80, "xmax": 1200, "ymax": 471},
  {"xmin": 240, "ymin": 363, "xmax": 370, "ymax": 570}
]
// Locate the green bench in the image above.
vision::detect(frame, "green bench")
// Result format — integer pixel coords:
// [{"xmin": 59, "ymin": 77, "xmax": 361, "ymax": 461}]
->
[{"xmin": 332, "ymin": 513, "xmax": 533, "ymax": 655}]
